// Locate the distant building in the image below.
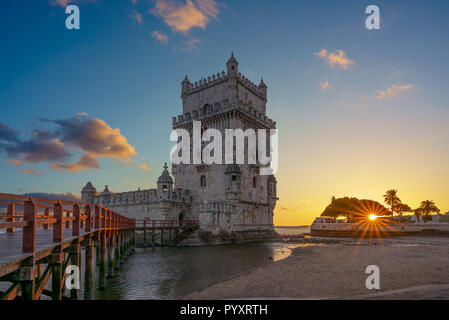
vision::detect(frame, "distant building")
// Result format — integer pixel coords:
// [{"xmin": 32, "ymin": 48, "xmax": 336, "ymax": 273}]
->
[{"xmin": 82, "ymin": 54, "xmax": 278, "ymax": 244}]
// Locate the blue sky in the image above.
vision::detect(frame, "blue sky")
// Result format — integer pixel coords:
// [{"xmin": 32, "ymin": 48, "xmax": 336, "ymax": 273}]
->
[{"xmin": 1, "ymin": 0, "xmax": 449, "ymax": 225}]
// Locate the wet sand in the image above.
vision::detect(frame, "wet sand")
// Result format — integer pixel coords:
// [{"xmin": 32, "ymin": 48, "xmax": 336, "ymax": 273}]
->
[{"xmin": 183, "ymin": 237, "xmax": 449, "ymax": 300}]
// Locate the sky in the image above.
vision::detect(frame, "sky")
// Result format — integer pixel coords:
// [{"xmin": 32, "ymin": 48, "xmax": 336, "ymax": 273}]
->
[{"xmin": 1, "ymin": 0, "xmax": 449, "ymax": 226}]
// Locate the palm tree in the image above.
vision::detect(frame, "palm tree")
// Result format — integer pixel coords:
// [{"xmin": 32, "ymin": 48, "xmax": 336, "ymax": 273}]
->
[
  {"xmin": 396, "ymin": 203, "xmax": 412, "ymax": 217},
  {"xmin": 414, "ymin": 208, "xmax": 423, "ymax": 223},
  {"xmin": 383, "ymin": 189, "xmax": 401, "ymax": 216},
  {"xmin": 418, "ymin": 200, "xmax": 439, "ymax": 217}
]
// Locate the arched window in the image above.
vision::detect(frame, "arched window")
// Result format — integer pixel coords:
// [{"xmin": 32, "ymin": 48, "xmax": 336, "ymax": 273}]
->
[
  {"xmin": 200, "ymin": 175, "xmax": 207, "ymax": 187},
  {"xmin": 253, "ymin": 176, "xmax": 257, "ymax": 188}
]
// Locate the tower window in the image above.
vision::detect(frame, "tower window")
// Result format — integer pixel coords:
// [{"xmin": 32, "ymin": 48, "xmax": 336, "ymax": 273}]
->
[
  {"xmin": 232, "ymin": 175, "xmax": 237, "ymax": 181},
  {"xmin": 162, "ymin": 185, "xmax": 168, "ymax": 191},
  {"xmin": 253, "ymin": 177, "xmax": 257, "ymax": 188},
  {"xmin": 200, "ymin": 175, "xmax": 207, "ymax": 187}
]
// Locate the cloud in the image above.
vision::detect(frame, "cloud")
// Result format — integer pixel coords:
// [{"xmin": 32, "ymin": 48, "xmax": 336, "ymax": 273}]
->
[
  {"xmin": 182, "ymin": 38, "xmax": 201, "ymax": 51},
  {"xmin": 138, "ymin": 163, "xmax": 152, "ymax": 171},
  {"xmin": 151, "ymin": 30, "xmax": 169, "ymax": 44},
  {"xmin": 151, "ymin": 0, "xmax": 220, "ymax": 34},
  {"xmin": 376, "ymin": 84, "xmax": 413, "ymax": 99},
  {"xmin": 130, "ymin": 0, "xmax": 138, "ymax": 4},
  {"xmin": 131, "ymin": 10, "xmax": 143, "ymax": 23},
  {"xmin": 51, "ymin": 0, "xmax": 71, "ymax": 6},
  {"xmin": 50, "ymin": 153, "xmax": 100, "ymax": 172},
  {"xmin": 314, "ymin": 49, "xmax": 355, "ymax": 69},
  {"xmin": 0, "ymin": 122, "xmax": 20, "ymax": 143},
  {"xmin": 7, "ymin": 159, "xmax": 22, "ymax": 166},
  {"xmin": 76, "ymin": 112, "xmax": 88, "ymax": 117},
  {"xmin": 50, "ymin": 0, "xmax": 95, "ymax": 7},
  {"xmin": 0, "ymin": 115, "xmax": 137, "ymax": 173},
  {"xmin": 319, "ymin": 81, "xmax": 330, "ymax": 91},
  {"xmin": 17, "ymin": 169, "xmax": 43, "ymax": 175}
]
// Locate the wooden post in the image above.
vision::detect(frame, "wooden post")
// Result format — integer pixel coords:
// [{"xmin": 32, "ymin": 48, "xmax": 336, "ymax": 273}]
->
[
  {"xmin": 72, "ymin": 203, "xmax": 80, "ymax": 237},
  {"xmin": 19, "ymin": 257, "xmax": 36, "ymax": 300},
  {"xmin": 69, "ymin": 241, "xmax": 80, "ymax": 300},
  {"xmin": 143, "ymin": 220, "xmax": 147, "ymax": 247},
  {"xmin": 7, "ymin": 203, "xmax": 15, "ymax": 233},
  {"xmin": 65, "ymin": 211, "xmax": 70, "ymax": 229},
  {"xmin": 84, "ymin": 235, "xmax": 94, "ymax": 300},
  {"xmin": 85, "ymin": 205, "xmax": 92, "ymax": 233},
  {"xmin": 99, "ymin": 230, "xmax": 107, "ymax": 289},
  {"xmin": 53, "ymin": 202, "xmax": 63, "ymax": 243},
  {"xmin": 161, "ymin": 221, "xmax": 164, "ymax": 245},
  {"xmin": 94, "ymin": 205, "xmax": 100, "ymax": 229},
  {"xmin": 115, "ymin": 231, "xmax": 121, "ymax": 270},
  {"xmin": 23, "ymin": 199, "xmax": 36, "ymax": 253},
  {"xmin": 120, "ymin": 231, "xmax": 125, "ymax": 265},
  {"xmin": 50, "ymin": 250, "xmax": 63, "ymax": 300},
  {"xmin": 94, "ymin": 206, "xmax": 100, "ymax": 266},
  {"xmin": 43, "ymin": 208, "xmax": 49, "ymax": 229},
  {"xmin": 107, "ymin": 211, "xmax": 115, "ymax": 278}
]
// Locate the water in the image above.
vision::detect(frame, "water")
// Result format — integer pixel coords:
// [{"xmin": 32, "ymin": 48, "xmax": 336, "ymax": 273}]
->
[
  {"xmin": 275, "ymin": 226, "xmax": 310, "ymax": 236},
  {"xmin": 91, "ymin": 241, "xmax": 299, "ymax": 300}
]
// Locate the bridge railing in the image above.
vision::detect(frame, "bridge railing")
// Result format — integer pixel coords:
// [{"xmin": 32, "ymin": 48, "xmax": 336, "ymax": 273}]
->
[
  {"xmin": 0, "ymin": 193, "xmax": 135, "ymax": 254},
  {"xmin": 135, "ymin": 219, "xmax": 198, "ymax": 230}
]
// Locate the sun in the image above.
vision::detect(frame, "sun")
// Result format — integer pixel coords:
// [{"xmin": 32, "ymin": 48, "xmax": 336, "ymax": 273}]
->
[{"xmin": 368, "ymin": 214, "xmax": 377, "ymax": 221}]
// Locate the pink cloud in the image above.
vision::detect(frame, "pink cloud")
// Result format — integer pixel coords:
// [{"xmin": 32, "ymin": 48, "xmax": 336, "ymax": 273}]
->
[
  {"xmin": 17, "ymin": 169, "xmax": 43, "ymax": 175},
  {"xmin": 151, "ymin": 0, "xmax": 220, "ymax": 34},
  {"xmin": 314, "ymin": 49, "xmax": 355, "ymax": 69}
]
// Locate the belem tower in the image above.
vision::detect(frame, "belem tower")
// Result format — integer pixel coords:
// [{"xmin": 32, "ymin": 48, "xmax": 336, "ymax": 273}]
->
[{"xmin": 81, "ymin": 54, "xmax": 279, "ymax": 245}]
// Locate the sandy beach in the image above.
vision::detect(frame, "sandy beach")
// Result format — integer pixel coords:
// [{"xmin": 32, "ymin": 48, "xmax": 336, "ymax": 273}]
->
[{"xmin": 183, "ymin": 237, "xmax": 449, "ymax": 300}]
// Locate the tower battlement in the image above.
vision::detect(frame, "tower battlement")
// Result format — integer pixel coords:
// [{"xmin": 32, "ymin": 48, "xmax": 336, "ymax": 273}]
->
[{"xmin": 180, "ymin": 54, "xmax": 268, "ymax": 115}]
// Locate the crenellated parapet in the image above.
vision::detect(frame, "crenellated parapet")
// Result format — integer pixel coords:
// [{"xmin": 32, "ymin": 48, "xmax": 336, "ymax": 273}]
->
[
  {"xmin": 181, "ymin": 71, "xmax": 228, "ymax": 97},
  {"xmin": 172, "ymin": 98, "xmax": 276, "ymax": 129},
  {"xmin": 181, "ymin": 71, "xmax": 267, "ymax": 101}
]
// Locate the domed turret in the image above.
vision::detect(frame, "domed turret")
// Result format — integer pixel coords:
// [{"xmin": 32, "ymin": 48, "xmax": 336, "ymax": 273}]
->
[
  {"xmin": 157, "ymin": 163, "xmax": 173, "ymax": 200},
  {"xmin": 81, "ymin": 181, "xmax": 97, "ymax": 202},
  {"xmin": 181, "ymin": 75, "xmax": 192, "ymax": 97},
  {"xmin": 226, "ymin": 52, "xmax": 239, "ymax": 78}
]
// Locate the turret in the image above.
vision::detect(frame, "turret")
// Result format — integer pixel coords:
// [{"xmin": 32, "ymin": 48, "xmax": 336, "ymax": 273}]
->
[
  {"xmin": 258, "ymin": 77, "xmax": 267, "ymax": 100},
  {"xmin": 226, "ymin": 52, "xmax": 239, "ymax": 78},
  {"xmin": 181, "ymin": 75, "xmax": 192, "ymax": 97},
  {"xmin": 157, "ymin": 163, "xmax": 174, "ymax": 200},
  {"xmin": 81, "ymin": 181, "xmax": 97, "ymax": 203}
]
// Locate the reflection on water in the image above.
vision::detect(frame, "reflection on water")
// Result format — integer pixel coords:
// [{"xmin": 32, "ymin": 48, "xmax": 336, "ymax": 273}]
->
[
  {"xmin": 91, "ymin": 242, "xmax": 300, "ymax": 300},
  {"xmin": 275, "ymin": 226, "xmax": 310, "ymax": 236}
]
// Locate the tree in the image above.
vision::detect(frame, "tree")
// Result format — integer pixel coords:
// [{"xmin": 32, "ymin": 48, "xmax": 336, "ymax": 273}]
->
[
  {"xmin": 395, "ymin": 203, "xmax": 412, "ymax": 217},
  {"xmin": 383, "ymin": 189, "xmax": 401, "ymax": 216},
  {"xmin": 418, "ymin": 200, "xmax": 439, "ymax": 217},
  {"xmin": 321, "ymin": 197, "xmax": 391, "ymax": 220},
  {"xmin": 414, "ymin": 208, "xmax": 423, "ymax": 223}
]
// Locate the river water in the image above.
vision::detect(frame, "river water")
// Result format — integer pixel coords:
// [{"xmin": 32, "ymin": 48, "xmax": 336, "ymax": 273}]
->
[
  {"xmin": 0, "ymin": 226, "xmax": 311, "ymax": 299},
  {"xmin": 92, "ymin": 240, "xmax": 302, "ymax": 300}
]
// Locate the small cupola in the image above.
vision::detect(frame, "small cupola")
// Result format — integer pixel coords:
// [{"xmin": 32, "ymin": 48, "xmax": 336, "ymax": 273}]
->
[
  {"xmin": 226, "ymin": 52, "xmax": 239, "ymax": 78},
  {"xmin": 157, "ymin": 163, "xmax": 173, "ymax": 200}
]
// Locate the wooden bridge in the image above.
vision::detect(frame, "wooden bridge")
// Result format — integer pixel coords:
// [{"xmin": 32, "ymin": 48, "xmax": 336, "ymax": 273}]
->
[
  {"xmin": 135, "ymin": 219, "xmax": 199, "ymax": 247},
  {"xmin": 0, "ymin": 193, "xmax": 135, "ymax": 300}
]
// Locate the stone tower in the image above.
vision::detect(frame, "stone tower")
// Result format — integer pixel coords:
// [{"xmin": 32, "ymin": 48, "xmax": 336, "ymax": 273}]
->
[{"xmin": 172, "ymin": 54, "xmax": 278, "ymax": 236}]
